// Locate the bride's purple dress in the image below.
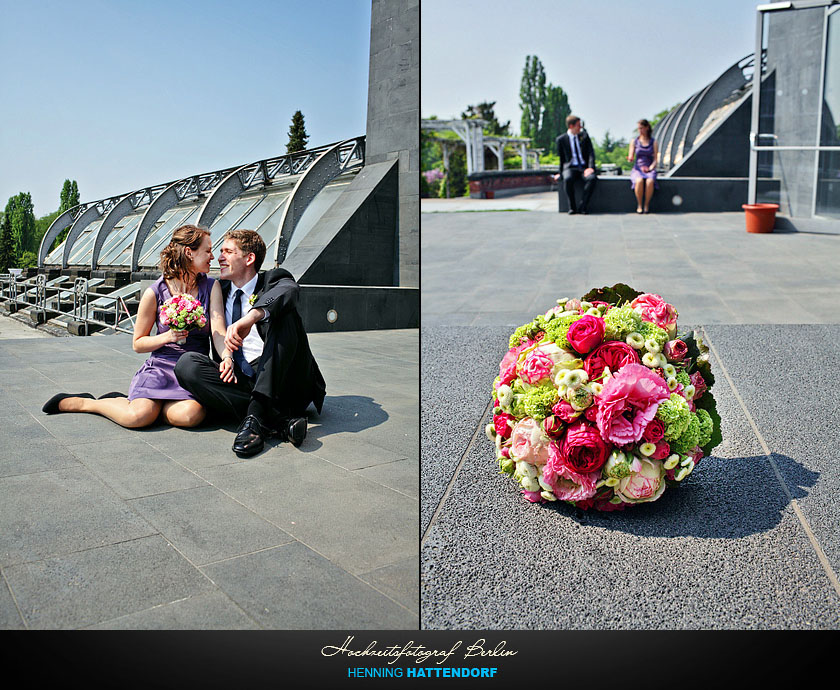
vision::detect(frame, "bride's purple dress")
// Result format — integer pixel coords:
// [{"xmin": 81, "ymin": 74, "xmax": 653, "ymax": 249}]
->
[
  {"xmin": 127, "ymin": 274, "xmax": 214, "ymax": 401},
  {"xmin": 630, "ymin": 137, "xmax": 658, "ymax": 188}
]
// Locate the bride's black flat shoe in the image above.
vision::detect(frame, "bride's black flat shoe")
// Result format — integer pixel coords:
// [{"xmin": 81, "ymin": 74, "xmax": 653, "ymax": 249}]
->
[
  {"xmin": 42, "ymin": 392, "xmax": 95, "ymax": 414},
  {"xmin": 98, "ymin": 392, "xmax": 127, "ymax": 399}
]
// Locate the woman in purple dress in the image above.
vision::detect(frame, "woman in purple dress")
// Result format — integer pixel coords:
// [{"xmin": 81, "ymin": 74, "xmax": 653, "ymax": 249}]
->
[
  {"xmin": 628, "ymin": 119, "xmax": 659, "ymax": 214},
  {"xmin": 42, "ymin": 225, "xmax": 232, "ymax": 427}
]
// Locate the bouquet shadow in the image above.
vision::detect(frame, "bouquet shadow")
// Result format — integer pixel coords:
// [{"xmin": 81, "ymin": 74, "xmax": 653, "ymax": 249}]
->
[{"xmin": 546, "ymin": 452, "xmax": 817, "ymax": 539}]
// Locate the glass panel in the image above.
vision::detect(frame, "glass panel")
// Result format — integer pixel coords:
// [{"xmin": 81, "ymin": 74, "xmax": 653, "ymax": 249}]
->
[
  {"xmin": 286, "ymin": 177, "xmax": 350, "ymax": 256},
  {"xmin": 208, "ymin": 196, "xmax": 264, "ymax": 247},
  {"xmin": 96, "ymin": 211, "xmax": 147, "ymax": 263},
  {"xmin": 231, "ymin": 192, "xmax": 287, "ymax": 234},
  {"xmin": 67, "ymin": 219, "xmax": 104, "ymax": 265},
  {"xmin": 97, "ymin": 213, "xmax": 143, "ymax": 266},
  {"xmin": 817, "ymin": 8, "xmax": 840, "ymax": 217},
  {"xmin": 138, "ymin": 205, "xmax": 198, "ymax": 266},
  {"xmin": 755, "ymin": 6, "xmax": 827, "ymax": 214}
]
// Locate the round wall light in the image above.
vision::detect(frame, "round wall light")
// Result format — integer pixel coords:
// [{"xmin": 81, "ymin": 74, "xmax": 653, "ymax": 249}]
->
[{"xmin": 326, "ymin": 309, "xmax": 338, "ymax": 323}]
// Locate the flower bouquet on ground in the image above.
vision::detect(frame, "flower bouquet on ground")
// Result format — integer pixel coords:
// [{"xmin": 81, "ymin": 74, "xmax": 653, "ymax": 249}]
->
[
  {"xmin": 160, "ymin": 294, "xmax": 207, "ymax": 332},
  {"xmin": 487, "ymin": 284, "xmax": 721, "ymax": 511}
]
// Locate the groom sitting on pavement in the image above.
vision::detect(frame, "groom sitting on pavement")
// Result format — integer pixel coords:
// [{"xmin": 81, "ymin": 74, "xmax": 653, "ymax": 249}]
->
[{"xmin": 175, "ymin": 229, "xmax": 325, "ymax": 457}]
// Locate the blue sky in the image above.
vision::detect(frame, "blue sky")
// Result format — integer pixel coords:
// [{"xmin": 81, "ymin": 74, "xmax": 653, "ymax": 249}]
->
[
  {"xmin": 422, "ymin": 0, "xmax": 764, "ymax": 145},
  {"xmin": 0, "ymin": 0, "xmax": 371, "ymax": 216}
]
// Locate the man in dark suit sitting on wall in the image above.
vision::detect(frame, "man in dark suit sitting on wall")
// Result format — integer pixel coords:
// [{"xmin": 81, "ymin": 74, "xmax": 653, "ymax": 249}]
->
[
  {"xmin": 175, "ymin": 229, "xmax": 326, "ymax": 457},
  {"xmin": 555, "ymin": 114, "xmax": 597, "ymax": 214}
]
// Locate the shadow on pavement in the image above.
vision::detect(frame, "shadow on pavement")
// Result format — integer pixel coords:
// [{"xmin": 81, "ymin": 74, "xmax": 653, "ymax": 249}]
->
[{"xmin": 548, "ymin": 453, "xmax": 817, "ymax": 539}]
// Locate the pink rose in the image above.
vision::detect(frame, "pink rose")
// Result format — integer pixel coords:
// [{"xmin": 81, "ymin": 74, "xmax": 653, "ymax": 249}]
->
[
  {"xmin": 543, "ymin": 444, "xmax": 600, "ymax": 502},
  {"xmin": 615, "ymin": 457, "xmax": 666, "ymax": 503},
  {"xmin": 584, "ymin": 341, "xmax": 641, "ymax": 380},
  {"xmin": 493, "ymin": 413, "xmax": 515, "ymax": 439},
  {"xmin": 566, "ymin": 315, "xmax": 605, "ymax": 354},
  {"xmin": 520, "ymin": 348, "xmax": 555, "ymax": 384},
  {"xmin": 690, "ymin": 372, "xmax": 707, "ymax": 400},
  {"xmin": 595, "ymin": 363, "xmax": 670, "ymax": 446},
  {"xmin": 510, "ymin": 418, "xmax": 551, "ymax": 465},
  {"xmin": 522, "ymin": 490, "xmax": 544, "ymax": 503},
  {"xmin": 651, "ymin": 440, "xmax": 671, "ymax": 460},
  {"xmin": 630, "ymin": 293, "xmax": 678, "ymax": 332},
  {"xmin": 557, "ymin": 421, "xmax": 610, "ymax": 473},
  {"xmin": 552, "ymin": 399, "xmax": 581, "ymax": 423},
  {"xmin": 664, "ymin": 339, "xmax": 688, "ymax": 362},
  {"xmin": 498, "ymin": 341, "xmax": 531, "ymax": 387},
  {"xmin": 641, "ymin": 418, "xmax": 665, "ymax": 444},
  {"xmin": 542, "ymin": 415, "xmax": 564, "ymax": 437},
  {"xmin": 584, "ymin": 406, "xmax": 598, "ymax": 423}
]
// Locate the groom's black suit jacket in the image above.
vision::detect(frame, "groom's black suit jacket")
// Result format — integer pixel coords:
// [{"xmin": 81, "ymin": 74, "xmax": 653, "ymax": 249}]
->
[
  {"xmin": 556, "ymin": 131, "xmax": 596, "ymax": 173},
  {"xmin": 220, "ymin": 268, "xmax": 325, "ymax": 415}
]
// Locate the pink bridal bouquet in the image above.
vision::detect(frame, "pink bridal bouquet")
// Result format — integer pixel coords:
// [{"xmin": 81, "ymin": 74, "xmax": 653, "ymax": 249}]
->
[
  {"xmin": 160, "ymin": 294, "xmax": 207, "ymax": 332},
  {"xmin": 487, "ymin": 284, "xmax": 721, "ymax": 511}
]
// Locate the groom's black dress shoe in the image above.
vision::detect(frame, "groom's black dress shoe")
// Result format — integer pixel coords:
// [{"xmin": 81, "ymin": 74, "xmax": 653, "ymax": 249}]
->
[
  {"xmin": 42, "ymin": 392, "xmax": 94, "ymax": 415},
  {"xmin": 232, "ymin": 415, "xmax": 267, "ymax": 457},
  {"xmin": 284, "ymin": 417, "xmax": 307, "ymax": 447}
]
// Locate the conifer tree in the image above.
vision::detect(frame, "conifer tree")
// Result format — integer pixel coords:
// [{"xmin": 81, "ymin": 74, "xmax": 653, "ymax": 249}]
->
[{"xmin": 286, "ymin": 110, "xmax": 309, "ymax": 153}]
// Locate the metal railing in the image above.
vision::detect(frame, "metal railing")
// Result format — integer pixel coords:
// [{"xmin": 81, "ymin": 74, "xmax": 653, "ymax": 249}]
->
[{"xmin": 0, "ymin": 273, "xmax": 136, "ymax": 334}]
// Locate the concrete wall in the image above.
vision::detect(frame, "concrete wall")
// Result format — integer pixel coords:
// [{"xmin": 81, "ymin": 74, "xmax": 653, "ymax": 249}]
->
[{"xmin": 366, "ymin": 0, "xmax": 419, "ymax": 287}]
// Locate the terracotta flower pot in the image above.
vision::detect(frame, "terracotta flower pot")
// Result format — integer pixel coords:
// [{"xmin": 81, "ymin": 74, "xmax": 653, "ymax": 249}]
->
[{"xmin": 742, "ymin": 203, "xmax": 779, "ymax": 234}]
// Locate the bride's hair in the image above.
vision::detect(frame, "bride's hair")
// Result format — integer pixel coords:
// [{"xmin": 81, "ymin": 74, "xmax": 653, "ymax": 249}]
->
[{"xmin": 159, "ymin": 225, "xmax": 210, "ymax": 282}]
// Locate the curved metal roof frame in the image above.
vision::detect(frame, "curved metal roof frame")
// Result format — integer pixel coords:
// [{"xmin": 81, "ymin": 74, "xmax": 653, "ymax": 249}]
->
[
  {"xmin": 274, "ymin": 137, "xmax": 365, "ymax": 265},
  {"xmin": 54, "ymin": 195, "xmax": 122, "ymax": 268},
  {"xmin": 666, "ymin": 90, "xmax": 704, "ymax": 168},
  {"xmin": 680, "ymin": 54, "xmax": 753, "ymax": 161},
  {"xmin": 653, "ymin": 102, "xmax": 684, "ymax": 168},
  {"xmin": 91, "ymin": 184, "xmax": 172, "ymax": 269},
  {"xmin": 129, "ymin": 168, "xmax": 239, "ymax": 272}
]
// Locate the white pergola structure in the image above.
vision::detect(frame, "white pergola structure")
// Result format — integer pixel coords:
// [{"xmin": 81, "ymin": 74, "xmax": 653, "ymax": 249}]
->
[{"xmin": 421, "ymin": 119, "xmax": 538, "ymax": 176}]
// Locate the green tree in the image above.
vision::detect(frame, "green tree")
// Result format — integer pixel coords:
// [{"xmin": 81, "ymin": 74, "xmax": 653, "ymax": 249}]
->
[
  {"xmin": 537, "ymin": 84, "xmax": 571, "ymax": 151},
  {"xmin": 461, "ymin": 101, "xmax": 510, "ymax": 136},
  {"xmin": 59, "ymin": 179, "xmax": 80, "ymax": 213},
  {"xmin": 0, "ymin": 212, "xmax": 14, "ymax": 272},
  {"xmin": 52, "ymin": 178, "xmax": 81, "ymax": 250},
  {"xmin": 519, "ymin": 55, "xmax": 546, "ymax": 142},
  {"xmin": 4, "ymin": 193, "xmax": 36, "ymax": 259},
  {"xmin": 286, "ymin": 110, "xmax": 309, "ymax": 153}
]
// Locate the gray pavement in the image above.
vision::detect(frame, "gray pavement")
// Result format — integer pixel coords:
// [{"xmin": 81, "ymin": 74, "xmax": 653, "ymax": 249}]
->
[
  {"xmin": 0, "ymin": 327, "xmax": 418, "ymax": 629},
  {"xmin": 421, "ymin": 197, "xmax": 840, "ymax": 629}
]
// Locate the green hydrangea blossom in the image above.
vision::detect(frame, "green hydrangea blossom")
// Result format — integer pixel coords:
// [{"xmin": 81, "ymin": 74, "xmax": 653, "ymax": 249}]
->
[
  {"xmin": 696, "ymin": 408, "xmax": 714, "ymax": 448},
  {"xmin": 670, "ymin": 412, "xmax": 701, "ymax": 455},
  {"xmin": 675, "ymin": 369, "xmax": 691, "ymax": 388},
  {"xmin": 521, "ymin": 383, "xmax": 560, "ymax": 421},
  {"xmin": 509, "ymin": 320, "xmax": 541, "ymax": 348},
  {"xmin": 498, "ymin": 455, "xmax": 515, "ymax": 476},
  {"xmin": 656, "ymin": 393, "xmax": 692, "ymax": 441},
  {"xmin": 603, "ymin": 304, "xmax": 642, "ymax": 341},
  {"xmin": 542, "ymin": 312, "xmax": 583, "ymax": 350},
  {"xmin": 637, "ymin": 320, "xmax": 668, "ymax": 348},
  {"xmin": 603, "ymin": 451, "xmax": 634, "ymax": 479}
]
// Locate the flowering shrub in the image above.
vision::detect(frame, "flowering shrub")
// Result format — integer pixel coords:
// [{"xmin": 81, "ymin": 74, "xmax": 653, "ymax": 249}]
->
[{"xmin": 487, "ymin": 284, "xmax": 721, "ymax": 511}]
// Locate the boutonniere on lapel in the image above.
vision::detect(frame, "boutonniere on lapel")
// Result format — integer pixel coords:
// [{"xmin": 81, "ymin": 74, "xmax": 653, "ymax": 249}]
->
[{"xmin": 248, "ymin": 294, "xmax": 257, "ymax": 306}]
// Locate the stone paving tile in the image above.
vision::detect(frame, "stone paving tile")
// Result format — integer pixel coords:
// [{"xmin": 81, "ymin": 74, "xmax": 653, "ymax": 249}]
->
[
  {"xmin": 358, "ymin": 555, "xmax": 419, "ymax": 616},
  {"xmin": 128, "ymin": 485, "xmax": 294, "ymax": 566},
  {"xmin": 0, "ymin": 575, "xmax": 25, "ymax": 629},
  {"xmin": 5, "ymin": 535, "xmax": 215, "ymax": 629},
  {"xmin": 66, "ymin": 436, "xmax": 208, "ymax": 500},
  {"xmin": 310, "ymin": 432, "xmax": 408, "ymax": 470},
  {"xmin": 200, "ymin": 455, "xmax": 417, "ymax": 575},
  {"xmin": 355, "ymin": 458, "xmax": 418, "ymax": 498},
  {"xmin": 421, "ymin": 325, "xmax": 840, "ymax": 629},
  {"xmin": 0, "ymin": 466, "xmax": 156, "ymax": 568},
  {"xmin": 84, "ymin": 591, "xmax": 260, "ymax": 630},
  {"xmin": 201, "ymin": 542, "xmax": 415, "ymax": 629}
]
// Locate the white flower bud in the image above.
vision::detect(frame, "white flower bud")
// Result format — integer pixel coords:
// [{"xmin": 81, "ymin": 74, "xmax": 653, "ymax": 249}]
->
[
  {"xmin": 585, "ymin": 307, "xmax": 601, "ymax": 316},
  {"xmin": 485, "ymin": 423, "xmax": 496, "ymax": 441},
  {"xmin": 667, "ymin": 377, "xmax": 678, "ymax": 391},
  {"xmin": 645, "ymin": 339, "xmax": 661, "ymax": 353},
  {"xmin": 683, "ymin": 384, "xmax": 696, "ymax": 400},
  {"xmin": 664, "ymin": 454, "xmax": 680, "ymax": 470},
  {"xmin": 663, "ymin": 364, "xmax": 677, "ymax": 378},
  {"xmin": 626, "ymin": 332, "xmax": 645, "ymax": 349},
  {"xmin": 521, "ymin": 475, "xmax": 541, "ymax": 492},
  {"xmin": 642, "ymin": 352, "xmax": 660, "ymax": 368},
  {"xmin": 518, "ymin": 461, "xmax": 538, "ymax": 480},
  {"xmin": 639, "ymin": 442, "xmax": 656, "ymax": 457},
  {"xmin": 540, "ymin": 491, "xmax": 558, "ymax": 501}
]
